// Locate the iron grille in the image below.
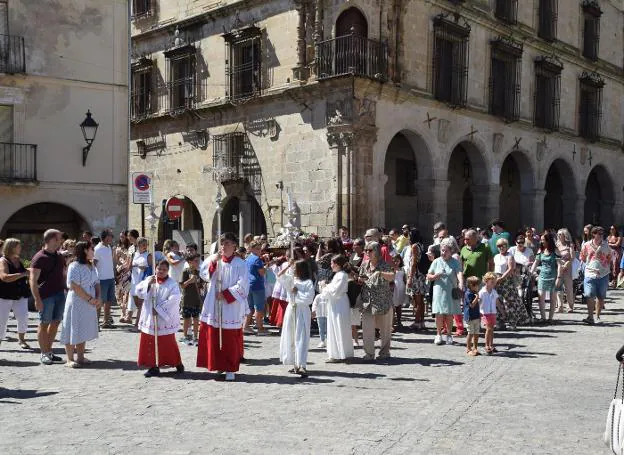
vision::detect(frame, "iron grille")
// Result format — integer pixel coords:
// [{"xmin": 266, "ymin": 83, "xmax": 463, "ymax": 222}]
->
[
  {"xmin": 433, "ymin": 15, "xmax": 470, "ymax": 108},
  {"xmin": 225, "ymin": 28, "xmax": 262, "ymax": 102},
  {"xmin": 130, "ymin": 60, "xmax": 153, "ymax": 120},
  {"xmin": 489, "ymin": 38, "xmax": 522, "ymax": 122},
  {"xmin": 538, "ymin": 0, "xmax": 557, "ymax": 42},
  {"xmin": 212, "ymin": 132, "xmax": 262, "ymax": 196},
  {"xmin": 131, "ymin": 0, "xmax": 151, "ymax": 19},
  {"xmin": 0, "ymin": 142, "xmax": 37, "ymax": 182},
  {"xmin": 0, "ymin": 34, "xmax": 25, "ymax": 73},
  {"xmin": 534, "ymin": 56, "xmax": 562, "ymax": 131},
  {"xmin": 582, "ymin": 1, "xmax": 601, "ymax": 61},
  {"xmin": 316, "ymin": 33, "xmax": 388, "ymax": 81},
  {"xmin": 495, "ymin": 0, "xmax": 518, "ymax": 25},
  {"xmin": 163, "ymin": 44, "xmax": 197, "ymax": 114},
  {"xmin": 579, "ymin": 72, "xmax": 604, "ymax": 142}
]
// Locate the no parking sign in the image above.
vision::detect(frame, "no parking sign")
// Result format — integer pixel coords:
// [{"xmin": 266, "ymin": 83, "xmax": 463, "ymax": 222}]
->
[{"xmin": 132, "ymin": 172, "xmax": 153, "ymax": 204}]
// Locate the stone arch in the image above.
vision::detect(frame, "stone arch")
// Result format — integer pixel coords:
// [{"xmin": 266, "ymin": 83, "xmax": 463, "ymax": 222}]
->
[
  {"xmin": 543, "ymin": 158, "xmax": 577, "ymax": 231},
  {"xmin": 1, "ymin": 202, "xmax": 91, "ymax": 258},
  {"xmin": 158, "ymin": 195, "xmax": 205, "ymax": 251},
  {"xmin": 584, "ymin": 164, "xmax": 615, "ymax": 228},
  {"xmin": 382, "ymin": 130, "xmax": 434, "ymax": 235},
  {"xmin": 335, "ymin": 6, "xmax": 369, "ymax": 38},
  {"xmin": 499, "ymin": 149, "xmax": 535, "ymax": 234},
  {"xmin": 446, "ymin": 140, "xmax": 490, "ymax": 233},
  {"xmin": 212, "ymin": 183, "xmax": 267, "ymax": 245}
]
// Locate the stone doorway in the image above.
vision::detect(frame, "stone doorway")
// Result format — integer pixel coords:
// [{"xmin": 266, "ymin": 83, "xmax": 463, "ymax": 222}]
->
[
  {"xmin": 336, "ymin": 7, "xmax": 368, "ymax": 37},
  {"xmin": 499, "ymin": 151, "xmax": 533, "ymax": 234},
  {"xmin": 584, "ymin": 165, "xmax": 614, "ymax": 228},
  {"xmin": 447, "ymin": 142, "xmax": 488, "ymax": 233},
  {"xmin": 1, "ymin": 202, "xmax": 90, "ymax": 258},
  {"xmin": 543, "ymin": 159, "xmax": 576, "ymax": 231},
  {"xmin": 214, "ymin": 190, "xmax": 267, "ymax": 245}
]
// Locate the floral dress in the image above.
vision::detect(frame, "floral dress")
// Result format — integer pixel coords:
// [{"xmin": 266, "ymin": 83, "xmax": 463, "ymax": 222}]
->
[{"xmin": 406, "ymin": 243, "xmax": 427, "ymax": 296}]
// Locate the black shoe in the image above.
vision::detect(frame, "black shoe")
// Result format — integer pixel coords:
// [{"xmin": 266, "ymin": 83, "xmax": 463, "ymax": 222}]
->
[
  {"xmin": 144, "ymin": 367, "xmax": 160, "ymax": 377},
  {"xmin": 175, "ymin": 364, "xmax": 185, "ymax": 374},
  {"xmin": 50, "ymin": 354, "xmax": 63, "ymax": 363}
]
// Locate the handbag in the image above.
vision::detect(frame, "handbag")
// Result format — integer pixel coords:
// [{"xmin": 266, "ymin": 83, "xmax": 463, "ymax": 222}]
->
[
  {"xmin": 604, "ymin": 364, "xmax": 624, "ymax": 454},
  {"xmin": 451, "ymin": 287, "xmax": 462, "ymax": 300}
]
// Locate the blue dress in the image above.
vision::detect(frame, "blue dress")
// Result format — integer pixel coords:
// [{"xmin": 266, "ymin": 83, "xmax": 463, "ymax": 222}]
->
[
  {"xmin": 428, "ymin": 257, "xmax": 461, "ymax": 315},
  {"xmin": 60, "ymin": 262, "xmax": 100, "ymax": 345}
]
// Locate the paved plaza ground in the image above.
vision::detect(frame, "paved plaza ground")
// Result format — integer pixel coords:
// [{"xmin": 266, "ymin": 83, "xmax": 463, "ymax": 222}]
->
[{"xmin": 1, "ymin": 290, "xmax": 623, "ymax": 454}]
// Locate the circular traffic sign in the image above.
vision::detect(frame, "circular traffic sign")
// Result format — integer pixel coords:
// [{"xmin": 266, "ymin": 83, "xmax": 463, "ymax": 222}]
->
[
  {"xmin": 165, "ymin": 196, "xmax": 184, "ymax": 220},
  {"xmin": 134, "ymin": 174, "xmax": 151, "ymax": 191}
]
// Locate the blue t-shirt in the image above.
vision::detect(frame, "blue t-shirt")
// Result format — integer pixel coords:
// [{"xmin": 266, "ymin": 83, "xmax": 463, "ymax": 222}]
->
[
  {"xmin": 463, "ymin": 290, "xmax": 480, "ymax": 321},
  {"xmin": 246, "ymin": 253, "xmax": 265, "ymax": 291}
]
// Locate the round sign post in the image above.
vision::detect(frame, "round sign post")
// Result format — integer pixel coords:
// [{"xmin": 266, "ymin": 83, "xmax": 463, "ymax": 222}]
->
[{"xmin": 165, "ymin": 196, "xmax": 184, "ymax": 221}]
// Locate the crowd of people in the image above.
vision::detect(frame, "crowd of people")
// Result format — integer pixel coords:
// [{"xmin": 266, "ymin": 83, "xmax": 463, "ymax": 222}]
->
[{"xmin": 0, "ymin": 219, "xmax": 621, "ymax": 380}]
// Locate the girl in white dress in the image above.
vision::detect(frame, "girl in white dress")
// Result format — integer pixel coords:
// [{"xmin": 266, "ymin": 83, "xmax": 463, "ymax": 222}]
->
[
  {"xmin": 392, "ymin": 255, "xmax": 407, "ymax": 328},
  {"xmin": 320, "ymin": 255, "xmax": 354, "ymax": 362},
  {"xmin": 277, "ymin": 260, "xmax": 315, "ymax": 377},
  {"xmin": 164, "ymin": 239, "xmax": 185, "ymax": 285},
  {"xmin": 128, "ymin": 238, "xmax": 151, "ymax": 328},
  {"xmin": 60, "ymin": 241, "xmax": 101, "ymax": 368}
]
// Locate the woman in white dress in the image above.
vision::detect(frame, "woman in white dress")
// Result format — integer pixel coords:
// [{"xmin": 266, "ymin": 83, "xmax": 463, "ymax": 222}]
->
[
  {"xmin": 128, "ymin": 237, "xmax": 151, "ymax": 329},
  {"xmin": 320, "ymin": 255, "xmax": 354, "ymax": 362},
  {"xmin": 277, "ymin": 260, "xmax": 315, "ymax": 377},
  {"xmin": 164, "ymin": 239, "xmax": 185, "ymax": 285},
  {"xmin": 60, "ymin": 241, "xmax": 101, "ymax": 368}
]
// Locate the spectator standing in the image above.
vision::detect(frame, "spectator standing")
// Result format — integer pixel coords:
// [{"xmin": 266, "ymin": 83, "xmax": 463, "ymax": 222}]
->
[
  {"xmin": 244, "ymin": 240, "xmax": 266, "ymax": 335},
  {"xmin": 180, "ymin": 253, "xmax": 203, "ymax": 345},
  {"xmin": 0, "ymin": 238, "xmax": 31, "ymax": 349},
  {"xmin": 30, "ymin": 229, "xmax": 66, "ymax": 365},
  {"xmin": 60, "ymin": 241, "xmax": 101, "ymax": 367},
  {"xmin": 460, "ymin": 229, "xmax": 494, "ymax": 282},
  {"xmin": 489, "ymin": 220, "xmax": 512, "ymax": 256},
  {"xmin": 579, "ymin": 226, "xmax": 613, "ymax": 325},
  {"xmin": 94, "ymin": 229, "xmax": 116, "ymax": 328}
]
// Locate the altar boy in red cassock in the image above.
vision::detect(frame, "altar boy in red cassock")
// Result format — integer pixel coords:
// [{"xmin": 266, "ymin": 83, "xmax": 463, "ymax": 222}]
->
[
  {"xmin": 197, "ymin": 232, "xmax": 249, "ymax": 381},
  {"xmin": 135, "ymin": 259, "xmax": 184, "ymax": 378}
]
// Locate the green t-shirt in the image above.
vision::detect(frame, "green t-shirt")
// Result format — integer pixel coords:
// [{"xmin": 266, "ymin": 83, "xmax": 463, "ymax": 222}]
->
[
  {"xmin": 460, "ymin": 243, "xmax": 493, "ymax": 280},
  {"xmin": 489, "ymin": 231, "xmax": 512, "ymax": 255}
]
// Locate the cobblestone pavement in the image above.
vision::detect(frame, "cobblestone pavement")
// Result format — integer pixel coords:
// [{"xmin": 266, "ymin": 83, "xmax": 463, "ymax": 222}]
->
[{"xmin": 1, "ymin": 291, "xmax": 623, "ymax": 454}]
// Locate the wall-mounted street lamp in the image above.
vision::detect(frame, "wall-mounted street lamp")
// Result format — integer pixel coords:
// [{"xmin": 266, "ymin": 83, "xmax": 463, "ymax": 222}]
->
[{"xmin": 80, "ymin": 110, "xmax": 99, "ymax": 166}]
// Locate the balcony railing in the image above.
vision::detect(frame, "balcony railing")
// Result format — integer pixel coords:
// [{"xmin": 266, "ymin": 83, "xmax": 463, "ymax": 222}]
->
[
  {"xmin": 0, "ymin": 34, "xmax": 26, "ymax": 74},
  {"xmin": 0, "ymin": 143, "xmax": 37, "ymax": 183},
  {"xmin": 316, "ymin": 34, "xmax": 388, "ymax": 81}
]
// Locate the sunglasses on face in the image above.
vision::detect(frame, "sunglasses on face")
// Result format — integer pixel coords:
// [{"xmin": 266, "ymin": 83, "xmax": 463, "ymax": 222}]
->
[{"xmin": 497, "ymin": 244, "xmax": 507, "ymax": 249}]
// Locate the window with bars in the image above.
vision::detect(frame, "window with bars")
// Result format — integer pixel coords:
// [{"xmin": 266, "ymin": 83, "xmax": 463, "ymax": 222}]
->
[
  {"xmin": 432, "ymin": 15, "xmax": 470, "ymax": 108},
  {"xmin": 395, "ymin": 159, "xmax": 416, "ymax": 196},
  {"xmin": 131, "ymin": 0, "xmax": 151, "ymax": 19},
  {"xmin": 212, "ymin": 132, "xmax": 262, "ymax": 196},
  {"xmin": 489, "ymin": 39, "xmax": 522, "ymax": 122},
  {"xmin": 534, "ymin": 56, "xmax": 562, "ymax": 131},
  {"xmin": 538, "ymin": 0, "xmax": 557, "ymax": 42},
  {"xmin": 495, "ymin": 0, "xmax": 518, "ymax": 25},
  {"xmin": 224, "ymin": 27, "xmax": 262, "ymax": 102},
  {"xmin": 582, "ymin": 1, "xmax": 601, "ymax": 61},
  {"xmin": 578, "ymin": 72, "xmax": 604, "ymax": 142},
  {"xmin": 164, "ymin": 45, "xmax": 196, "ymax": 113},
  {"xmin": 130, "ymin": 59, "xmax": 153, "ymax": 120}
]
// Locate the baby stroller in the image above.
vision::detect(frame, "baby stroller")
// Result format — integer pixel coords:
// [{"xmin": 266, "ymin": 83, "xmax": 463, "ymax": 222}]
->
[
  {"xmin": 572, "ymin": 267, "xmax": 586, "ymax": 308},
  {"xmin": 518, "ymin": 264, "xmax": 536, "ymax": 323}
]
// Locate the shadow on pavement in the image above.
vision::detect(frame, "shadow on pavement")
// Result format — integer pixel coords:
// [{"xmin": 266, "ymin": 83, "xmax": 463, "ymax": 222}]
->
[
  {"xmin": 312, "ymin": 371, "xmax": 386, "ymax": 380},
  {"xmin": 379, "ymin": 357, "xmax": 465, "ymax": 367},
  {"xmin": 86, "ymin": 359, "xmax": 140, "ymax": 371},
  {"xmin": 171, "ymin": 370, "xmax": 334, "ymax": 384},
  {"xmin": 0, "ymin": 387, "xmax": 58, "ymax": 403},
  {"xmin": 495, "ymin": 350, "xmax": 557, "ymax": 359},
  {"xmin": 0, "ymin": 359, "xmax": 40, "ymax": 367},
  {"xmin": 244, "ymin": 357, "xmax": 281, "ymax": 367}
]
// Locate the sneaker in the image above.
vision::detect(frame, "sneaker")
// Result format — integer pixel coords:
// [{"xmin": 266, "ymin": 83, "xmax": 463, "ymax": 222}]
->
[
  {"xmin": 50, "ymin": 354, "xmax": 63, "ymax": 363},
  {"xmin": 434, "ymin": 335, "xmax": 444, "ymax": 345},
  {"xmin": 582, "ymin": 317, "xmax": 595, "ymax": 325},
  {"xmin": 446, "ymin": 335, "xmax": 454, "ymax": 345},
  {"xmin": 185, "ymin": 336, "xmax": 193, "ymax": 346},
  {"xmin": 225, "ymin": 372, "xmax": 236, "ymax": 381},
  {"xmin": 175, "ymin": 364, "xmax": 185, "ymax": 374},
  {"xmin": 144, "ymin": 367, "xmax": 160, "ymax": 378},
  {"xmin": 40, "ymin": 353, "xmax": 53, "ymax": 365},
  {"xmin": 595, "ymin": 317, "xmax": 602, "ymax": 325},
  {"xmin": 317, "ymin": 341, "xmax": 326, "ymax": 348}
]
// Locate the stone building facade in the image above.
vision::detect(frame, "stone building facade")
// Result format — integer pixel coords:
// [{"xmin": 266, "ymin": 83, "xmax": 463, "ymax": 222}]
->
[
  {"xmin": 0, "ymin": 0, "xmax": 128, "ymax": 256},
  {"xmin": 129, "ymin": 0, "xmax": 624, "ymax": 250}
]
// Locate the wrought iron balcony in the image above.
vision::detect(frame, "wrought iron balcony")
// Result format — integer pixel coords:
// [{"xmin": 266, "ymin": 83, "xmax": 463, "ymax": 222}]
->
[
  {"xmin": 0, "ymin": 34, "xmax": 26, "ymax": 74},
  {"xmin": 130, "ymin": 88, "xmax": 153, "ymax": 121},
  {"xmin": 0, "ymin": 143, "xmax": 37, "ymax": 183},
  {"xmin": 316, "ymin": 34, "xmax": 388, "ymax": 81},
  {"xmin": 160, "ymin": 76, "xmax": 206, "ymax": 115}
]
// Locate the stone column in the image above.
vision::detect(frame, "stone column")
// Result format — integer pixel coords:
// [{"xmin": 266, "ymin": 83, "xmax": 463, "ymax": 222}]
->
[
  {"xmin": 425, "ymin": 179, "xmax": 450, "ymax": 239},
  {"xmin": 327, "ymin": 128, "xmax": 353, "ymax": 235},
  {"xmin": 293, "ymin": 1, "xmax": 309, "ymax": 81},
  {"xmin": 351, "ymin": 127, "xmax": 377, "ymax": 236},
  {"xmin": 525, "ymin": 189, "xmax": 546, "ymax": 230},
  {"xmin": 472, "ymin": 185, "xmax": 501, "ymax": 229}
]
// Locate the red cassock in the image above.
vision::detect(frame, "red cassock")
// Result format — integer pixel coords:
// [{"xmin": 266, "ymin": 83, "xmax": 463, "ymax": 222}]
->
[
  {"xmin": 269, "ymin": 298, "xmax": 288, "ymax": 327},
  {"xmin": 138, "ymin": 333, "xmax": 182, "ymax": 368},
  {"xmin": 196, "ymin": 254, "xmax": 249, "ymax": 373}
]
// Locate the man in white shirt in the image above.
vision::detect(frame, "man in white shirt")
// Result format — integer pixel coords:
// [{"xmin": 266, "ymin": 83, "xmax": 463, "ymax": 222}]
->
[{"xmin": 94, "ymin": 229, "xmax": 116, "ymax": 328}]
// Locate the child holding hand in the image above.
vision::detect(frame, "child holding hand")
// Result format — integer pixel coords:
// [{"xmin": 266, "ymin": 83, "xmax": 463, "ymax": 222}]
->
[
  {"xmin": 463, "ymin": 276, "xmax": 481, "ymax": 356},
  {"xmin": 479, "ymin": 272, "xmax": 503, "ymax": 355}
]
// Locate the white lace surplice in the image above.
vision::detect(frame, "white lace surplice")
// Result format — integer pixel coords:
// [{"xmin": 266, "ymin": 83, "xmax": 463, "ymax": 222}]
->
[
  {"xmin": 135, "ymin": 277, "xmax": 181, "ymax": 336},
  {"xmin": 278, "ymin": 273, "xmax": 314, "ymax": 368},
  {"xmin": 320, "ymin": 271, "xmax": 354, "ymax": 360}
]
